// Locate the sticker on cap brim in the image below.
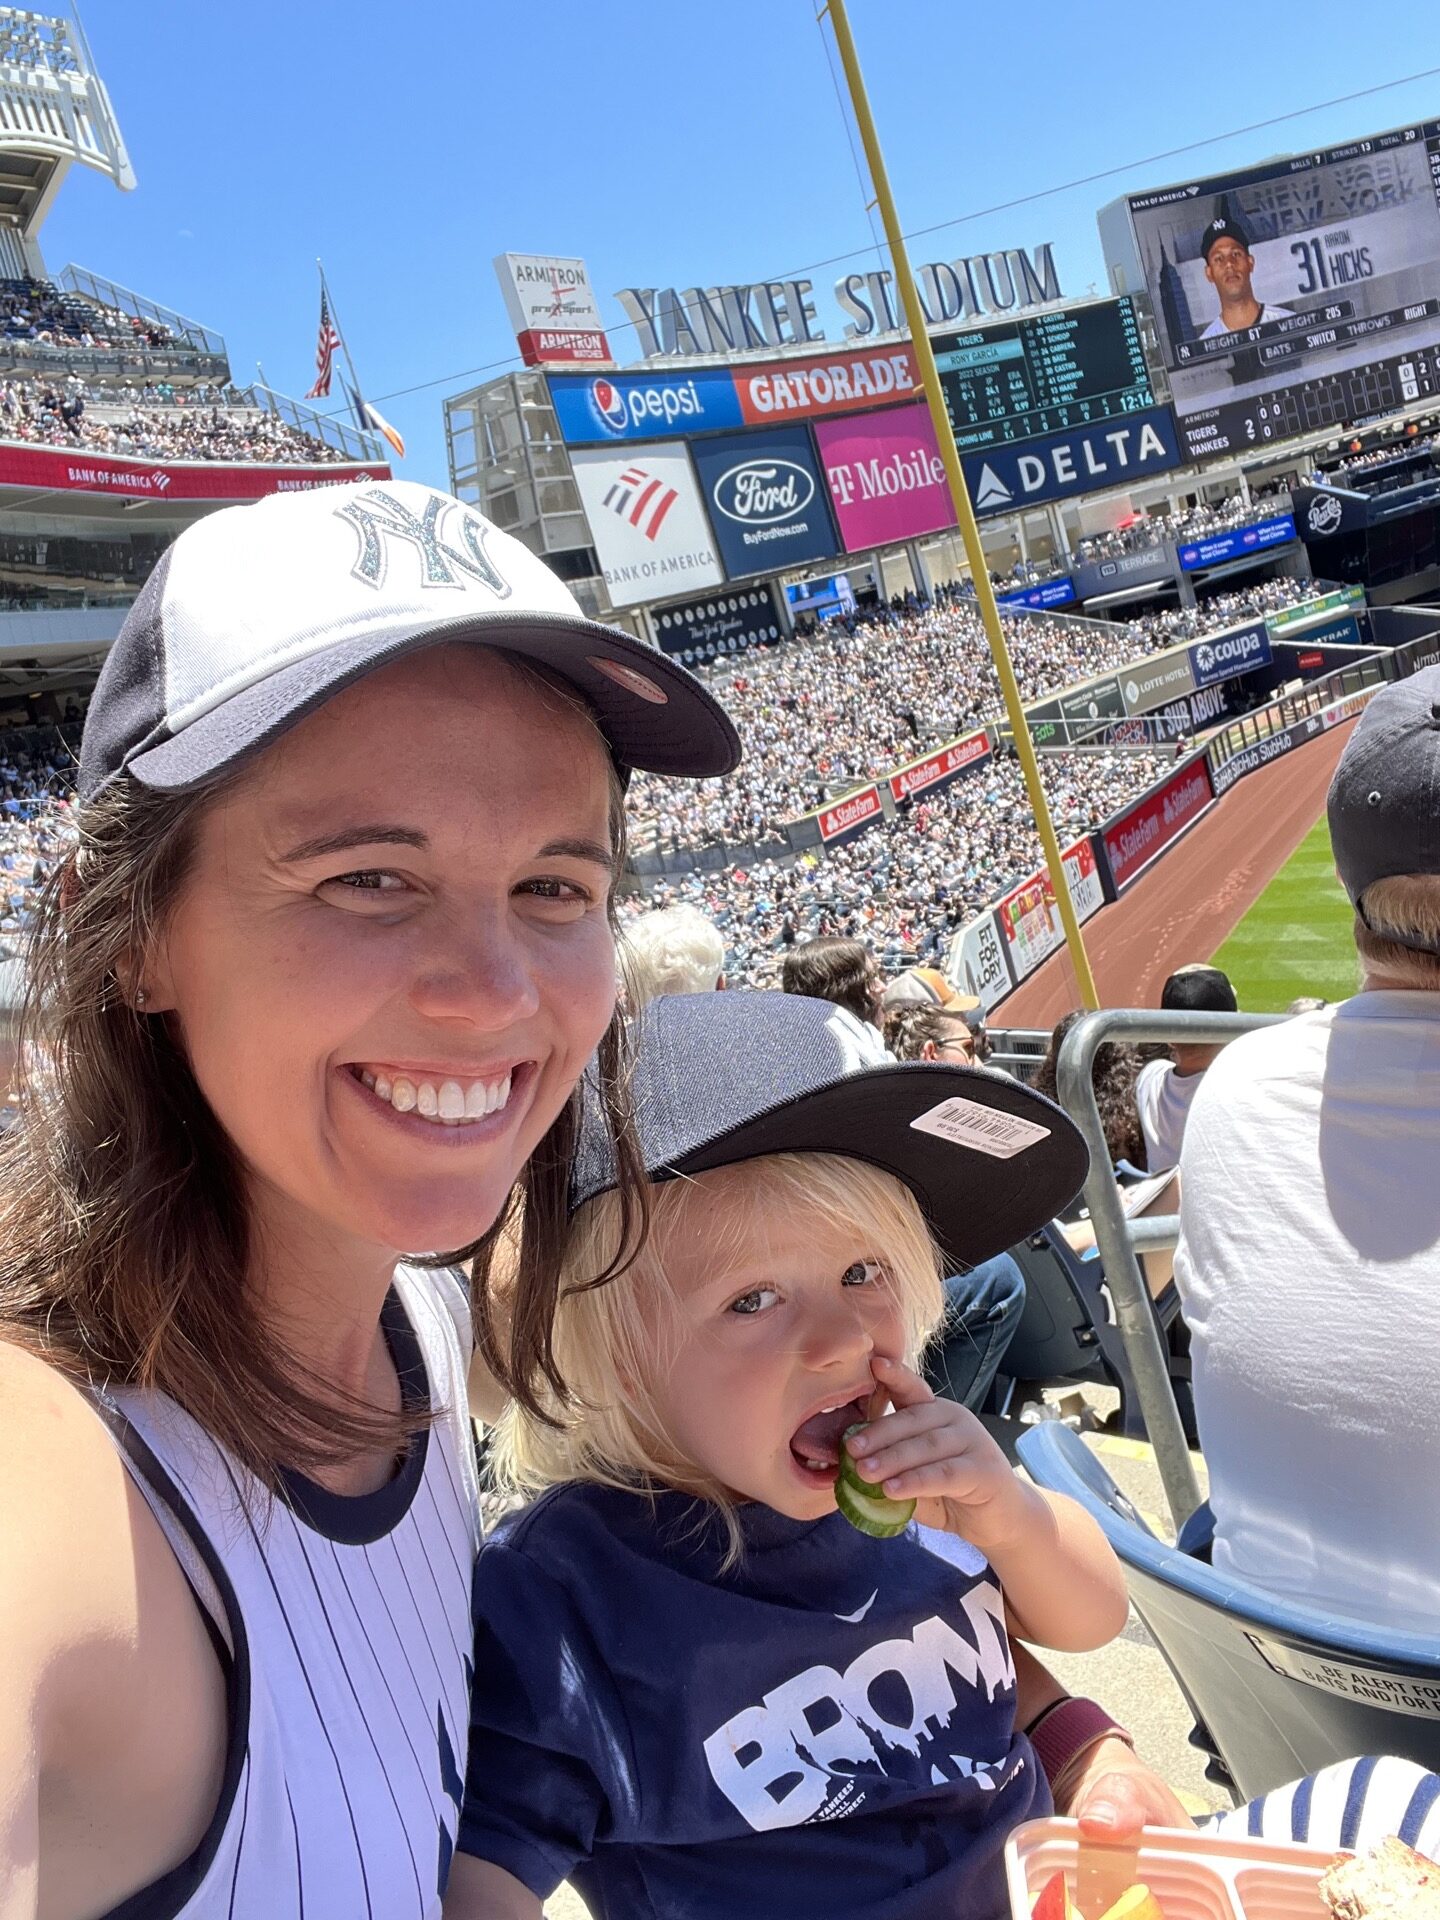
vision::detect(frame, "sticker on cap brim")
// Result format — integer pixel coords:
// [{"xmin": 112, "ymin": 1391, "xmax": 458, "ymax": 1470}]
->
[
  {"xmin": 910, "ymin": 1097, "xmax": 1051, "ymax": 1159},
  {"xmin": 587, "ymin": 655, "xmax": 669, "ymax": 704}
]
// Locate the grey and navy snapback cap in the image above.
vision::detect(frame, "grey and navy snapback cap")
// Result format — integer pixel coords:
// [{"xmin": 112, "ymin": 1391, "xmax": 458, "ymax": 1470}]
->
[
  {"xmin": 78, "ymin": 480, "xmax": 741, "ymax": 801},
  {"xmin": 572, "ymin": 991, "xmax": 1089, "ymax": 1270},
  {"xmin": 1328, "ymin": 665, "xmax": 1440, "ymax": 944}
]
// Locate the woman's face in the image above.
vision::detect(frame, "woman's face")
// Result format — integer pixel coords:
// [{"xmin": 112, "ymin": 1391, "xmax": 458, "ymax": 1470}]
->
[{"xmin": 148, "ymin": 645, "xmax": 619, "ymax": 1271}]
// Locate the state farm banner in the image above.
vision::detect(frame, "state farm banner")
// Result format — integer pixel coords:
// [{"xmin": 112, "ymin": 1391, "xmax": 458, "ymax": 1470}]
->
[
  {"xmin": 947, "ymin": 912, "xmax": 1015, "ymax": 1015},
  {"xmin": 814, "ymin": 784, "xmax": 883, "ymax": 846},
  {"xmin": 1102, "ymin": 757, "xmax": 1214, "ymax": 893},
  {"xmin": 733, "ymin": 344, "xmax": 920, "ymax": 425},
  {"xmin": 994, "ymin": 837, "xmax": 1106, "ymax": 983},
  {"xmin": 570, "ymin": 440, "xmax": 722, "ymax": 609},
  {"xmin": 813, "ymin": 402, "xmax": 956, "ymax": 553},
  {"xmin": 0, "ymin": 444, "xmax": 388, "ymax": 501},
  {"xmin": 888, "ymin": 729, "xmax": 990, "ymax": 804}
]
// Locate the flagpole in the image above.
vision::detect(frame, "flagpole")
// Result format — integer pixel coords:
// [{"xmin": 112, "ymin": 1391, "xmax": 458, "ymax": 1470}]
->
[
  {"xmin": 316, "ymin": 257, "xmax": 368, "ymax": 429},
  {"xmin": 818, "ymin": 0, "xmax": 1099, "ymax": 1010}
]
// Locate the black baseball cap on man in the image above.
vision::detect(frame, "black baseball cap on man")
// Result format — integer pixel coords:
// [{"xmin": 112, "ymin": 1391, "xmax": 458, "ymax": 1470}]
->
[
  {"xmin": 77, "ymin": 480, "xmax": 741, "ymax": 802},
  {"xmin": 1328, "ymin": 665, "xmax": 1440, "ymax": 947},
  {"xmin": 571, "ymin": 991, "xmax": 1089, "ymax": 1271},
  {"xmin": 1201, "ymin": 213, "xmax": 1251, "ymax": 260}
]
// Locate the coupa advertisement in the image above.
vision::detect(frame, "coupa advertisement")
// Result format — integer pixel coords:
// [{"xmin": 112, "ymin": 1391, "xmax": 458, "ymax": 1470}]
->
[
  {"xmin": 570, "ymin": 441, "xmax": 722, "ymax": 608},
  {"xmin": 1187, "ymin": 620, "xmax": 1271, "ymax": 689},
  {"xmin": 690, "ymin": 425, "xmax": 838, "ymax": 580},
  {"xmin": 813, "ymin": 402, "xmax": 955, "ymax": 553}
]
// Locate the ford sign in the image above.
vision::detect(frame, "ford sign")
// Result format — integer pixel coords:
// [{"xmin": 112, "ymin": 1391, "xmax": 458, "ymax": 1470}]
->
[{"xmin": 713, "ymin": 457, "xmax": 816, "ymax": 525}]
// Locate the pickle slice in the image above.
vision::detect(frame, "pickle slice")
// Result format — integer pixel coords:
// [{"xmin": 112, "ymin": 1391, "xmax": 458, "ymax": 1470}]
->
[{"xmin": 836, "ymin": 1423, "xmax": 915, "ymax": 1537}]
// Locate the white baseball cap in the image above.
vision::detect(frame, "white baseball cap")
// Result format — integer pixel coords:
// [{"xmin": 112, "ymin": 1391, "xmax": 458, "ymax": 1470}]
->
[{"xmin": 78, "ymin": 479, "xmax": 741, "ymax": 801}]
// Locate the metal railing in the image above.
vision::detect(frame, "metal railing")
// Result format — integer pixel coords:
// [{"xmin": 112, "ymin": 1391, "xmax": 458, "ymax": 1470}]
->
[
  {"xmin": 58, "ymin": 266, "xmax": 227, "ymax": 359},
  {"xmin": 1055, "ymin": 1008, "xmax": 1286, "ymax": 1530},
  {"xmin": 249, "ymin": 384, "xmax": 384, "ymax": 465}
]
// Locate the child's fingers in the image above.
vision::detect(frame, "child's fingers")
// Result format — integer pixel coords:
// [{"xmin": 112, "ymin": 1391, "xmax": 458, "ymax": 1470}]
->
[
  {"xmin": 869, "ymin": 1353, "xmax": 934, "ymax": 1409},
  {"xmin": 881, "ymin": 1456, "xmax": 992, "ymax": 1501},
  {"xmin": 853, "ymin": 1418, "xmax": 984, "ymax": 1485}
]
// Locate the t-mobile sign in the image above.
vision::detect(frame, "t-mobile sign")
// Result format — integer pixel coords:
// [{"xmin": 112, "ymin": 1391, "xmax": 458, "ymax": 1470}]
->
[{"xmin": 813, "ymin": 402, "xmax": 957, "ymax": 552}]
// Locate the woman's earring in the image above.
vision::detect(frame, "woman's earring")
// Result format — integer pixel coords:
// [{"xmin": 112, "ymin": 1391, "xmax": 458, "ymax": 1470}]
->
[{"xmin": 134, "ymin": 988, "xmax": 148, "ymax": 1011}]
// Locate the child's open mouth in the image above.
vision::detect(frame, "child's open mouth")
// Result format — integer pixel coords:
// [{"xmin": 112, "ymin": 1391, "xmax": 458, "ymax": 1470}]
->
[{"xmin": 789, "ymin": 1394, "xmax": 872, "ymax": 1482}]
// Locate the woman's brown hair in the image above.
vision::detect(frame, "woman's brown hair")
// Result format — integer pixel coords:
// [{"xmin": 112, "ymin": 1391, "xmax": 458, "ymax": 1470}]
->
[{"xmin": 0, "ymin": 670, "xmax": 651, "ymax": 1487}]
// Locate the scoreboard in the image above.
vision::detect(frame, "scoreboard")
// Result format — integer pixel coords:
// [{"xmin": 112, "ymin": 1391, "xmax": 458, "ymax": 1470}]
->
[
  {"xmin": 933, "ymin": 297, "xmax": 1154, "ymax": 454},
  {"xmin": 1112, "ymin": 118, "xmax": 1440, "ymax": 462}
]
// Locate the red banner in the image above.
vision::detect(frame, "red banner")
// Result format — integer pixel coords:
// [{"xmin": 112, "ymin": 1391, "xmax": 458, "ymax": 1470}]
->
[
  {"xmin": 0, "ymin": 443, "xmax": 390, "ymax": 502},
  {"xmin": 888, "ymin": 729, "xmax": 990, "ymax": 804},
  {"xmin": 734, "ymin": 344, "xmax": 921, "ymax": 425},
  {"xmin": 1102, "ymin": 758, "xmax": 1214, "ymax": 892},
  {"xmin": 516, "ymin": 327, "xmax": 612, "ymax": 366},
  {"xmin": 817, "ymin": 784, "xmax": 882, "ymax": 844}
]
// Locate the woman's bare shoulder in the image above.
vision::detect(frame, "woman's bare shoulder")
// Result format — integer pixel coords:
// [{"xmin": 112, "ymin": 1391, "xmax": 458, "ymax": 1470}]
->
[{"xmin": 0, "ymin": 1342, "xmax": 148, "ymax": 1653}]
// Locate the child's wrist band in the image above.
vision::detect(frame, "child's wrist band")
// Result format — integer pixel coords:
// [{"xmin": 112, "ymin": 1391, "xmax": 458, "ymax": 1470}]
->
[{"xmin": 1024, "ymin": 1696, "xmax": 1134, "ymax": 1797}]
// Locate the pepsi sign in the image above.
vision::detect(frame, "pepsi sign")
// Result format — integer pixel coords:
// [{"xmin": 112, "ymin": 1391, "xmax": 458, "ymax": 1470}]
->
[
  {"xmin": 691, "ymin": 425, "xmax": 838, "ymax": 580},
  {"xmin": 1187, "ymin": 621, "xmax": 1272, "ymax": 688},
  {"xmin": 547, "ymin": 367, "xmax": 742, "ymax": 444}
]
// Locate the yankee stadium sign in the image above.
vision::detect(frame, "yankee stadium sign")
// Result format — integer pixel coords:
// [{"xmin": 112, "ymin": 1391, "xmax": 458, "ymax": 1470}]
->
[{"xmin": 615, "ymin": 245, "xmax": 1062, "ymax": 360}]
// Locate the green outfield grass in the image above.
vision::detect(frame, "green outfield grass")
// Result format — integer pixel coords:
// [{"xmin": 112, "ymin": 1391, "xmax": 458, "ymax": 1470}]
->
[{"xmin": 1209, "ymin": 813, "xmax": 1361, "ymax": 1011}]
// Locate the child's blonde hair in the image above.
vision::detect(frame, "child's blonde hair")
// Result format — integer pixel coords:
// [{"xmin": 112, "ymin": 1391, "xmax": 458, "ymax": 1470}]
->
[{"xmin": 488, "ymin": 1152, "xmax": 947, "ymax": 1548}]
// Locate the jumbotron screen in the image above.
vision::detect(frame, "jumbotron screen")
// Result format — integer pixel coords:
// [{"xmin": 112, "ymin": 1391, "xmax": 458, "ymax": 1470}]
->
[{"xmin": 1119, "ymin": 120, "xmax": 1440, "ymax": 461}]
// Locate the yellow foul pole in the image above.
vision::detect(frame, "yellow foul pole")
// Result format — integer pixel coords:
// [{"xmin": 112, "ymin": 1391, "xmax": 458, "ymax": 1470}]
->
[{"xmin": 820, "ymin": 0, "xmax": 1099, "ymax": 1009}]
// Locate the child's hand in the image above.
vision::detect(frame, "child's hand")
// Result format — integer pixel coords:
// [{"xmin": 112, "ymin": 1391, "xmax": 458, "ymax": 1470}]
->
[{"xmin": 845, "ymin": 1355, "xmax": 1045, "ymax": 1555}]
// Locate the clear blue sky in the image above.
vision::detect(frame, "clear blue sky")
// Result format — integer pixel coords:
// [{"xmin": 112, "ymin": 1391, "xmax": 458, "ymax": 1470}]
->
[{"xmin": 46, "ymin": 1, "xmax": 1440, "ymax": 484}]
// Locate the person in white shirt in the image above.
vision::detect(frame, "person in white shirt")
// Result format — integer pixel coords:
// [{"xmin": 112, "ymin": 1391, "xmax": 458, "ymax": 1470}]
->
[
  {"xmin": 1174, "ymin": 667, "xmax": 1440, "ymax": 1630},
  {"xmin": 1135, "ymin": 964, "xmax": 1237, "ymax": 1170},
  {"xmin": 1197, "ymin": 213, "xmax": 1294, "ymax": 338}
]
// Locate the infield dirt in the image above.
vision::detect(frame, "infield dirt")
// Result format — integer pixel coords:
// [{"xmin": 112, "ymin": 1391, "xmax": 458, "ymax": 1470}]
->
[{"xmin": 1002, "ymin": 719, "xmax": 1357, "ymax": 1027}]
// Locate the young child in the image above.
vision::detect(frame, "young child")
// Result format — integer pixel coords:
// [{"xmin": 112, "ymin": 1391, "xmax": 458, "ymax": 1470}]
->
[{"xmin": 449, "ymin": 989, "xmax": 1127, "ymax": 1920}]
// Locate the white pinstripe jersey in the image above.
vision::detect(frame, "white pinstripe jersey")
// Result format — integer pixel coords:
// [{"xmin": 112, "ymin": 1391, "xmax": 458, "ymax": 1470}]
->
[{"xmin": 94, "ymin": 1265, "xmax": 482, "ymax": 1920}]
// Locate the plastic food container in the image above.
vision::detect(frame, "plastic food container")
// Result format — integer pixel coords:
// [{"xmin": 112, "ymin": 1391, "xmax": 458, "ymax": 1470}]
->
[{"xmin": 1006, "ymin": 1817, "xmax": 1341, "ymax": 1920}]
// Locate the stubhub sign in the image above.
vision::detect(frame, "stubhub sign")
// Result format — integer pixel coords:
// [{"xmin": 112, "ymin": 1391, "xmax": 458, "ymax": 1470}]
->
[
  {"xmin": 547, "ymin": 368, "xmax": 742, "ymax": 443},
  {"xmin": 962, "ymin": 406, "xmax": 1182, "ymax": 518}
]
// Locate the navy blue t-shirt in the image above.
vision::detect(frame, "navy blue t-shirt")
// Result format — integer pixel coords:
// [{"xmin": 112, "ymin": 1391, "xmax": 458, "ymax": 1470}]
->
[{"xmin": 459, "ymin": 1483, "xmax": 1047, "ymax": 1919}]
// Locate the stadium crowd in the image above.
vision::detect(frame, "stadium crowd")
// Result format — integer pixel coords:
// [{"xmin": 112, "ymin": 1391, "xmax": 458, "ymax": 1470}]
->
[
  {"xmin": 626, "ymin": 749, "xmax": 1163, "ymax": 988},
  {"xmin": 0, "ymin": 372, "xmax": 348, "ymax": 465},
  {"xmin": 629, "ymin": 579, "xmax": 1314, "ymax": 851},
  {"xmin": 1072, "ymin": 490, "xmax": 1290, "ymax": 564},
  {"xmin": 0, "ymin": 721, "xmax": 76, "ymax": 955},
  {"xmin": 0, "ymin": 277, "xmax": 176, "ymax": 352}
]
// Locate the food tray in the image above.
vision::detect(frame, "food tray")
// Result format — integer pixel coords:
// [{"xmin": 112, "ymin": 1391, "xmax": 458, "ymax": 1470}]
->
[{"xmin": 1006, "ymin": 1816, "xmax": 1343, "ymax": 1920}]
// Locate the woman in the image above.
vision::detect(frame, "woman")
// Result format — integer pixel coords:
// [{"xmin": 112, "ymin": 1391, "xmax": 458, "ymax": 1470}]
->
[{"xmin": 0, "ymin": 479, "xmax": 739, "ymax": 1918}]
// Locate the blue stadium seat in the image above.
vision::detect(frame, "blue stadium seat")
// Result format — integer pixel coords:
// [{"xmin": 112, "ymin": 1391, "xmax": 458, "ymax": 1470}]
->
[
  {"xmin": 1017, "ymin": 1422, "xmax": 1440, "ymax": 1801},
  {"xmin": 991, "ymin": 1225, "xmax": 1185, "ymax": 1438}
]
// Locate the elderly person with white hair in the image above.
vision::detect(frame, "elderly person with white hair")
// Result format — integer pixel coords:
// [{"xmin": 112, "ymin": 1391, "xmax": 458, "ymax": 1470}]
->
[{"xmin": 621, "ymin": 903, "xmax": 726, "ymax": 1009}]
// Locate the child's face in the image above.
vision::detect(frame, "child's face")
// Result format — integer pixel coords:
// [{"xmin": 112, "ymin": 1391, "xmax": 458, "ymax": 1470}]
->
[{"xmin": 644, "ymin": 1163, "xmax": 908, "ymax": 1521}]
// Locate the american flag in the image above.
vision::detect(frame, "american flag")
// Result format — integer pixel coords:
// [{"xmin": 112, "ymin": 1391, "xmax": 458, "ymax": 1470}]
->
[{"xmin": 305, "ymin": 289, "xmax": 340, "ymax": 398}]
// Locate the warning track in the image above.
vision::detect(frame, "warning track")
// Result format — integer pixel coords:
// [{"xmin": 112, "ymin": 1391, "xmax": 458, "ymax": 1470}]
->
[{"xmin": 1002, "ymin": 720, "xmax": 1358, "ymax": 1027}]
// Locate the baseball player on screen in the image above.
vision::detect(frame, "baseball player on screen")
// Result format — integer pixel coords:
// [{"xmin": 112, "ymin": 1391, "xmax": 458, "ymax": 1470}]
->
[{"xmin": 1199, "ymin": 212, "xmax": 1294, "ymax": 337}]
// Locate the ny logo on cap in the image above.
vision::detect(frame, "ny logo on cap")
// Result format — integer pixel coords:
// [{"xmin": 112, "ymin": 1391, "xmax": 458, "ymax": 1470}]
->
[
  {"xmin": 335, "ymin": 487, "xmax": 511, "ymax": 597},
  {"xmin": 1214, "ymin": 217, "xmax": 1227, "ymax": 229}
]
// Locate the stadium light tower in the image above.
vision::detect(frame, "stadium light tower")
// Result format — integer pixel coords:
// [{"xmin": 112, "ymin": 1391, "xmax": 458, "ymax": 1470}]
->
[
  {"xmin": 0, "ymin": 6, "xmax": 134, "ymax": 277},
  {"xmin": 820, "ymin": 0, "xmax": 1100, "ymax": 1010}
]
